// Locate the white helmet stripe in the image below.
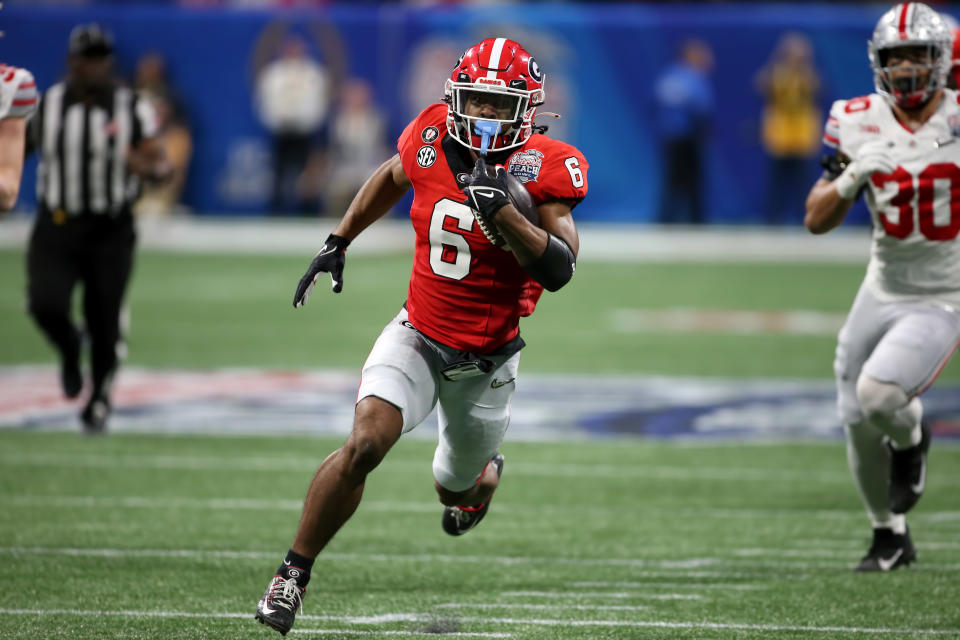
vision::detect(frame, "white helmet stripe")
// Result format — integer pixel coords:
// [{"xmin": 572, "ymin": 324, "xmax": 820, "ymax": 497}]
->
[{"xmin": 485, "ymin": 37, "xmax": 507, "ymax": 80}]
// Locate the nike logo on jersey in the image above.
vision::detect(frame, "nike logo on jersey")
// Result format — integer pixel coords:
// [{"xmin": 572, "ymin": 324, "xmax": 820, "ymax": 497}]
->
[
  {"xmin": 877, "ymin": 549, "xmax": 903, "ymax": 572},
  {"xmin": 491, "ymin": 377, "xmax": 515, "ymax": 389}
]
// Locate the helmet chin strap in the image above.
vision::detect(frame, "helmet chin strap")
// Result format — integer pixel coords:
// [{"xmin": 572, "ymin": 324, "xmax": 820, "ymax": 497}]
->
[{"xmin": 474, "ymin": 120, "xmax": 501, "ymax": 156}]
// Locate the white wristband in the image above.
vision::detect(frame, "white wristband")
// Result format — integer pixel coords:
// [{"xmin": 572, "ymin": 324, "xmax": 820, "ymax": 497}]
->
[{"xmin": 833, "ymin": 164, "xmax": 862, "ymax": 200}]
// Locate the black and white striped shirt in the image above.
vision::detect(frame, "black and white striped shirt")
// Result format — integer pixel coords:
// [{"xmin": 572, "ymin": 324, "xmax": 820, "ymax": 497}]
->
[{"xmin": 32, "ymin": 82, "xmax": 158, "ymax": 217}]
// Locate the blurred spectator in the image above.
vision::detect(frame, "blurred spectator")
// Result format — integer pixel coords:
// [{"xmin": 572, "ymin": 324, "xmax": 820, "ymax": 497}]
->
[
  {"xmin": 654, "ymin": 39, "xmax": 714, "ymax": 224},
  {"xmin": 133, "ymin": 53, "xmax": 193, "ymax": 217},
  {"xmin": 255, "ymin": 35, "xmax": 331, "ymax": 215},
  {"xmin": 321, "ymin": 78, "xmax": 389, "ymax": 216},
  {"xmin": 756, "ymin": 33, "xmax": 821, "ymax": 224}
]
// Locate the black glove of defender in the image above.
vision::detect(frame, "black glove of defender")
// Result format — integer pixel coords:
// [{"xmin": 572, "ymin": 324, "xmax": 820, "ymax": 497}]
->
[
  {"xmin": 462, "ymin": 157, "xmax": 511, "ymax": 223},
  {"xmin": 292, "ymin": 233, "xmax": 350, "ymax": 307}
]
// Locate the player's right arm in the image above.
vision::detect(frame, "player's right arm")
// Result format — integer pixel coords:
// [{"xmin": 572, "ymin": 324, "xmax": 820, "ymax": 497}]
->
[
  {"xmin": 0, "ymin": 116, "xmax": 28, "ymax": 211},
  {"xmin": 804, "ymin": 100, "xmax": 895, "ymax": 234},
  {"xmin": 804, "ymin": 154, "xmax": 856, "ymax": 235},
  {"xmin": 292, "ymin": 154, "xmax": 411, "ymax": 307},
  {"xmin": 0, "ymin": 66, "xmax": 38, "ymax": 211}
]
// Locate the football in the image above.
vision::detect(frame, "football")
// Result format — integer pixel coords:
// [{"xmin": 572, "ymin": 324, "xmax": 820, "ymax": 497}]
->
[{"xmin": 476, "ymin": 169, "xmax": 540, "ymax": 250}]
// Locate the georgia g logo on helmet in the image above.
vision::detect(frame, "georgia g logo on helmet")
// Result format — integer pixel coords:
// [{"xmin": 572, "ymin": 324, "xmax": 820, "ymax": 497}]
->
[
  {"xmin": 868, "ymin": 2, "xmax": 953, "ymax": 110},
  {"xmin": 443, "ymin": 37, "xmax": 546, "ymax": 153}
]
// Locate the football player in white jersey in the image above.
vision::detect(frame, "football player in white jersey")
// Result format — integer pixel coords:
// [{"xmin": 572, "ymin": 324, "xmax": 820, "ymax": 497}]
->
[
  {"xmin": 0, "ymin": 63, "xmax": 37, "ymax": 210},
  {"xmin": 805, "ymin": 2, "xmax": 960, "ymax": 572}
]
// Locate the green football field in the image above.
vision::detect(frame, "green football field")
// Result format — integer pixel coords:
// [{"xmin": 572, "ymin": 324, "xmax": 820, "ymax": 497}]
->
[
  {"xmin": 2, "ymin": 433, "xmax": 960, "ymax": 639},
  {"xmin": 2, "ymin": 247, "xmax": 959, "ymax": 638},
  {"xmin": 1, "ymin": 248, "xmax": 957, "ymax": 380}
]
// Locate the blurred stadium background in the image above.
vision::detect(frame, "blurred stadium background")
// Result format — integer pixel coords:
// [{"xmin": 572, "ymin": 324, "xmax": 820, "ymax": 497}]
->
[{"xmin": 2, "ymin": 2, "xmax": 960, "ymax": 639}]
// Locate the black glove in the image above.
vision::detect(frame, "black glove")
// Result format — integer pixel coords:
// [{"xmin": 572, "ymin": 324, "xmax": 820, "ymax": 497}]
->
[
  {"xmin": 462, "ymin": 157, "xmax": 511, "ymax": 223},
  {"xmin": 292, "ymin": 233, "xmax": 350, "ymax": 308}
]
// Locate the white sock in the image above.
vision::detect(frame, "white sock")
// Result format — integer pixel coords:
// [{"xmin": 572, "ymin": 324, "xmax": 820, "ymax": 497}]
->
[{"xmin": 871, "ymin": 514, "xmax": 907, "ymax": 534}]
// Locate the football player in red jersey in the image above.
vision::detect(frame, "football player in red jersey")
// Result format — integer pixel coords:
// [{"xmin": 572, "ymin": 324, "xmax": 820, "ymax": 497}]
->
[
  {"xmin": 256, "ymin": 37, "xmax": 588, "ymax": 635},
  {"xmin": 0, "ymin": 63, "xmax": 38, "ymax": 210}
]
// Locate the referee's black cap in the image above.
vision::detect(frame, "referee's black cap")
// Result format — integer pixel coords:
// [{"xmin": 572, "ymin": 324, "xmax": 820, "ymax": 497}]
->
[{"xmin": 68, "ymin": 23, "xmax": 115, "ymax": 58}]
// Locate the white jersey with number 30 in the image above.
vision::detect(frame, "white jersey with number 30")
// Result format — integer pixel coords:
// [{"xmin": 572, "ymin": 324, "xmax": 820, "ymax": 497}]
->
[{"xmin": 824, "ymin": 90, "xmax": 960, "ymax": 306}]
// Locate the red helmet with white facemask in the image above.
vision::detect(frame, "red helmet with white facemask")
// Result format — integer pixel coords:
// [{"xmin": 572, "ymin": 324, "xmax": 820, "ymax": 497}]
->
[
  {"xmin": 868, "ymin": 3, "xmax": 952, "ymax": 109},
  {"xmin": 444, "ymin": 37, "xmax": 545, "ymax": 153}
]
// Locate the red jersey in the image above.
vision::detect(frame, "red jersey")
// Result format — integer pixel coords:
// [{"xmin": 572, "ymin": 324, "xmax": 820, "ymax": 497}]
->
[{"xmin": 397, "ymin": 103, "xmax": 589, "ymax": 353}]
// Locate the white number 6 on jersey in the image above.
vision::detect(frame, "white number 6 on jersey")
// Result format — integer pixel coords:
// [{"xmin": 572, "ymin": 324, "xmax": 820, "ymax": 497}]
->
[{"xmin": 564, "ymin": 157, "xmax": 584, "ymax": 188}]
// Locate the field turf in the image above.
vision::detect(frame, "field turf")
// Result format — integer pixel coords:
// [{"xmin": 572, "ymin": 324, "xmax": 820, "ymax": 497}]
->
[
  {"xmin": 1, "ymin": 247, "xmax": 959, "ymax": 638},
  {"xmin": 2, "ymin": 433, "xmax": 959, "ymax": 639}
]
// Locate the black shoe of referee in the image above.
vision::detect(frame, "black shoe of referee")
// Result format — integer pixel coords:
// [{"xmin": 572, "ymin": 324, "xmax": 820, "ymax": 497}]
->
[
  {"xmin": 80, "ymin": 395, "xmax": 110, "ymax": 434},
  {"xmin": 60, "ymin": 357, "xmax": 82, "ymax": 399}
]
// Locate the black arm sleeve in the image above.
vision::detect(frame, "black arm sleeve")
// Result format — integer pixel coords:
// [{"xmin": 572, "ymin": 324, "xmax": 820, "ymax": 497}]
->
[{"xmin": 524, "ymin": 233, "xmax": 576, "ymax": 292}]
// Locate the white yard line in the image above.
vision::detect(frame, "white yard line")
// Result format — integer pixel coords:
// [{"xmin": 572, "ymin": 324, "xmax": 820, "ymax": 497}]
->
[
  {"xmin": 291, "ymin": 631, "xmax": 511, "ymax": 638},
  {"xmin": 3, "ymin": 545, "xmax": 960, "ymax": 572},
  {"xmin": 0, "ymin": 451, "xmax": 857, "ymax": 483},
  {"xmin": 9, "ymin": 492, "xmax": 960, "ymax": 525},
  {"xmin": 500, "ymin": 591, "xmax": 702, "ymax": 601},
  {"xmin": 436, "ymin": 603, "xmax": 650, "ymax": 612},
  {"xmin": 609, "ymin": 308, "xmax": 847, "ymax": 336},
  {"xmin": 451, "ymin": 616, "xmax": 960, "ymax": 636},
  {"xmin": 567, "ymin": 581, "xmax": 762, "ymax": 591},
  {"xmin": 0, "ymin": 608, "xmax": 956, "ymax": 636},
  {"xmin": 0, "ymin": 217, "xmax": 873, "ymax": 263}
]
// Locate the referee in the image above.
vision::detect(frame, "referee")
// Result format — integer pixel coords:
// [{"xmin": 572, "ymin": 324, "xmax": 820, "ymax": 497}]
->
[{"xmin": 26, "ymin": 24, "xmax": 170, "ymax": 433}]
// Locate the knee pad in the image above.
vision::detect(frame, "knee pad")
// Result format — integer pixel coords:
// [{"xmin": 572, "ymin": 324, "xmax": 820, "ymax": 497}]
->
[{"xmin": 855, "ymin": 375, "xmax": 908, "ymax": 423}]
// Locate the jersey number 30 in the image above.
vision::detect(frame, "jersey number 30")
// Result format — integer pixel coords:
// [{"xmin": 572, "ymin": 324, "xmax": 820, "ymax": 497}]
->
[{"xmin": 873, "ymin": 164, "xmax": 960, "ymax": 241}]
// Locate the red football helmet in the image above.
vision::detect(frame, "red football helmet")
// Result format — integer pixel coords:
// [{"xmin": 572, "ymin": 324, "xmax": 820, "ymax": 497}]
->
[{"xmin": 444, "ymin": 37, "xmax": 545, "ymax": 153}]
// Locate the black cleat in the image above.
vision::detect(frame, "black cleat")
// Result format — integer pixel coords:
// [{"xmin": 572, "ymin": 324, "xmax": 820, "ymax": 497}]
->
[
  {"xmin": 255, "ymin": 573, "xmax": 305, "ymax": 635},
  {"xmin": 854, "ymin": 527, "xmax": 916, "ymax": 572},
  {"xmin": 442, "ymin": 453, "xmax": 504, "ymax": 536},
  {"xmin": 80, "ymin": 396, "xmax": 111, "ymax": 434},
  {"xmin": 889, "ymin": 421, "xmax": 931, "ymax": 514},
  {"xmin": 60, "ymin": 358, "xmax": 82, "ymax": 399}
]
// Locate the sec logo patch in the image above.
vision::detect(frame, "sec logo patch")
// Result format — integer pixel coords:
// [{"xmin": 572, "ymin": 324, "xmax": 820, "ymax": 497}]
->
[
  {"xmin": 417, "ymin": 145, "xmax": 437, "ymax": 168},
  {"xmin": 421, "ymin": 126, "xmax": 440, "ymax": 143}
]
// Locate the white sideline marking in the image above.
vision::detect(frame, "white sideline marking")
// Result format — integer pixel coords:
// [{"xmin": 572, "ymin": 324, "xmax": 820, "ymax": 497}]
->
[
  {"xmin": 568, "ymin": 581, "xmax": 762, "ymax": 591},
  {"xmin": 437, "ymin": 603, "xmax": 650, "ymax": 612},
  {"xmin": 0, "ymin": 608, "xmax": 507, "ymax": 637},
  {"xmin": 0, "ymin": 216, "xmax": 874, "ymax": 263},
  {"xmin": 450, "ymin": 616, "xmax": 960, "ymax": 635},
  {"xmin": 4, "ymin": 546, "xmax": 960, "ymax": 572},
  {"xmin": 501, "ymin": 591, "xmax": 702, "ymax": 601},
  {"xmin": 610, "ymin": 308, "xmax": 846, "ymax": 336},
  {"xmin": 1, "ymin": 608, "xmax": 956, "ymax": 636},
  {"xmin": 292, "ymin": 631, "xmax": 511, "ymax": 638},
  {"xmin": 0, "ymin": 452, "xmax": 857, "ymax": 483},
  {"xmin": 15, "ymin": 493, "xmax": 951, "ymax": 525}
]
